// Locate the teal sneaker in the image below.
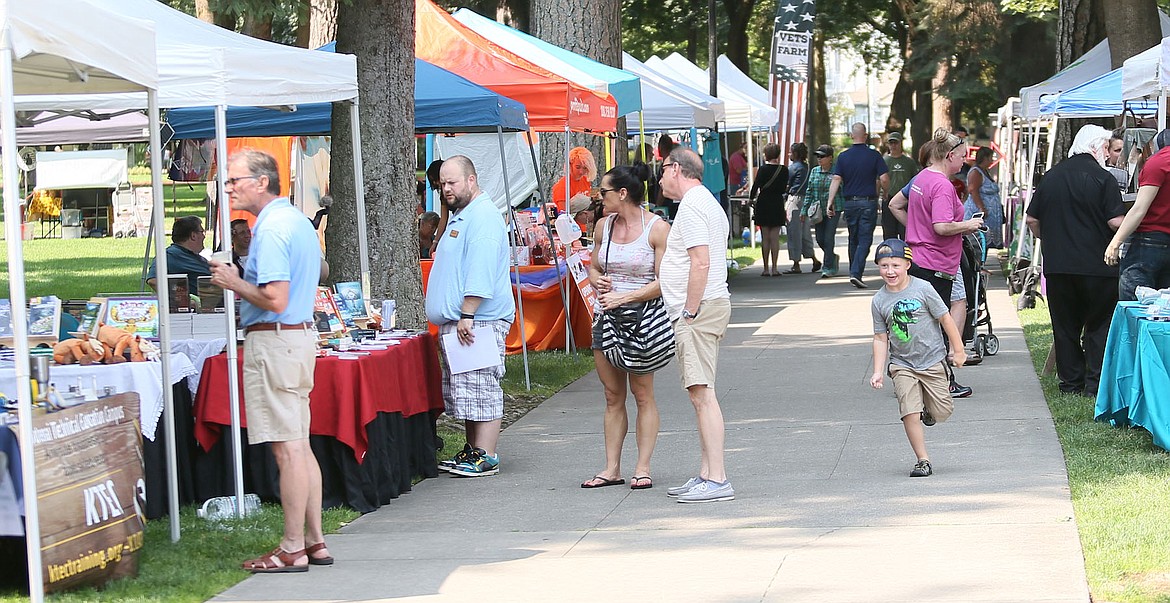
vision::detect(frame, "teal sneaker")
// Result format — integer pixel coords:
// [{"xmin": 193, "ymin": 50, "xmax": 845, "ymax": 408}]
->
[
  {"xmin": 439, "ymin": 443, "xmax": 475, "ymax": 473},
  {"xmin": 449, "ymin": 448, "xmax": 499, "ymax": 477}
]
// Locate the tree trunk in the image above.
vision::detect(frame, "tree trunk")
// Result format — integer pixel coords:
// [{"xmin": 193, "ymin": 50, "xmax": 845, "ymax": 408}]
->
[
  {"xmin": 721, "ymin": 0, "xmax": 757, "ymax": 75},
  {"xmin": 532, "ymin": 0, "xmax": 621, "ymax": 189},
  {"xmin": 214, "ymin": 9, "xmax": 236, "ymax": 30},
  {"xmin": 911, "ymin": 79, "xmax": 933, "ymax": 156},
  {"xmin": 295, "ymin": 1, "xmax": 311, "ymax": 48},
  {"xmin": 242, "ymin": 12, "xmax": 273, "ymax": 40},
  {"xmin": 931, "ymin": 60, "xmax": 952, "ymax": 133},
  {"xmin": 809, "ymin": 30, "xmax": 829, "ymax": 150},
  {"xmin": 309, "ymin": 0, "xmax": 338, "ymax": 49},
  {"xmin": 495, "ymin": 0, "xmax": 529, "ymax": 32},
  {"xmin": 194, "ymin": 0, "xmax": 215, "ymax": 24},
  {"xmin": 887, "ymin": 76, "xmax": 913, "ymax": 136},
  {"xmin": 332, "ymin": 0, "xmax": 424, "ymax": 329},
  {"xmin": 1104, "ymin": 0, "xmax": 1160, "ymax": 69},
  {"xmin": 1054, "ymin": 0, "xmax": 1106, "ymax": 160}
]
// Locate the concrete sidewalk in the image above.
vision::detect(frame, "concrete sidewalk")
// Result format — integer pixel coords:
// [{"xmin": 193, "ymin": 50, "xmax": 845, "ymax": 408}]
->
[{"xmin": 214, "ymin": 247, "xmax": 1089, "ymax": 603}]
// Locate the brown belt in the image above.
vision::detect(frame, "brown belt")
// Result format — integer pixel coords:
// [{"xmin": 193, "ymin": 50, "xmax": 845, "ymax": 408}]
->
[{"xmin": 244, "ymin": 321, "xmax": 314, "ymax": 334}]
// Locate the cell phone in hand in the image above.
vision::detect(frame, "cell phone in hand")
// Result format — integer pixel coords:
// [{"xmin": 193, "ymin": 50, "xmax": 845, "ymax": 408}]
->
[{"xmin": 972, "ymin": 212, "xmax": 984, "ymax": 220}]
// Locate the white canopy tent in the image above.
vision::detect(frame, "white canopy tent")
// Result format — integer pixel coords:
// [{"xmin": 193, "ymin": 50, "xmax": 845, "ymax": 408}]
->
[
  {"xmin": 1, "ymin": 0, "xmax": 162, "ymax": 600},
  {"xmin": 652, "ymin": 53, "xmax": 779, "ymax": 130},
  {"xmin": 635, "ymin": 76, "xmax": 718, "ymax": 131},
  {"xmin": 623, "ymin": 53, "xmax": 726, "ymax": 125},
  {"xmin": 16, "ymin": 111, "xmax": 150, "ymax": 145},
  {"xmin": 18, "ymin": 0, "xmax": 365, "ymax": 542},
  {"xmin": 716, "ymin": 54, "xmax": 770, "ymax": 107}
]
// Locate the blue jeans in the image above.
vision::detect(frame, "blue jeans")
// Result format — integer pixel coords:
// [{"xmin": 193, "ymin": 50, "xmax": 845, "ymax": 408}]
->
[
  {"xmin": 814, "ymin": 212, "xmax": 842, "ymax": 272},
  {"xmin": 843, "ymin": 198, "xmax": 878, "ymax": 279},
  {"xmin": 1119, "ymin": 231, "xmax": 1170, "ymax": 301}
]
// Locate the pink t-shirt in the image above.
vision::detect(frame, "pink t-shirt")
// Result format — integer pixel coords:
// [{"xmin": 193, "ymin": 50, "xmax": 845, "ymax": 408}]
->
[{"xmin": 905, "ymin": 169, "xmax": 964, "ymax": 274}]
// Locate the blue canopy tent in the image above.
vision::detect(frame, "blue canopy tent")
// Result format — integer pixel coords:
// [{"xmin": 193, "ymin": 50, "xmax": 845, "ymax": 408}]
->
[
  {"xmin": 166, "ymin": 55, "xmax": 529, "ymax": 136},
  {"xmin": 1039, "ymin": 67, "xmax": 1160, "ymax": 118}
]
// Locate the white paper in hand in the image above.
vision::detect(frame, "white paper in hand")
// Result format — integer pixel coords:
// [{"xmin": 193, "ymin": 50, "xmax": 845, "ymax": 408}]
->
[{"xmin": 442, "ymin": 326, "xmax": 501, "ymax": 374}]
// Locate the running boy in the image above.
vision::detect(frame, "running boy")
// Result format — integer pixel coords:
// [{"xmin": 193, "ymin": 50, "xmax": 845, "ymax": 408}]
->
[{"xmin": 869, "ymin": 239, "xmax": 966, "ymax": 477}]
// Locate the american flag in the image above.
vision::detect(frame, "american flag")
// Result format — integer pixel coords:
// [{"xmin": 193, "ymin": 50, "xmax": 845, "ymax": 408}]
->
[{"xmin": 770, "ymin": 0, "xmax": 815, "ymax": 154}]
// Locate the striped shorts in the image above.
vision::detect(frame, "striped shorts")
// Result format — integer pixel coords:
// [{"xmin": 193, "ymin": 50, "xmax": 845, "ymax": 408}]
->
[{"xmin": 437, "ymin": 319, "xmax": 510, "ymax": 421}]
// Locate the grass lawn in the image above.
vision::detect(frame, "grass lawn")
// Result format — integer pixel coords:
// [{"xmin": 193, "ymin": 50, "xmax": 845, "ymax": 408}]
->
[{"xmin": 1018, "ymin": 303, "xmax": 1170, "ymax": 603}]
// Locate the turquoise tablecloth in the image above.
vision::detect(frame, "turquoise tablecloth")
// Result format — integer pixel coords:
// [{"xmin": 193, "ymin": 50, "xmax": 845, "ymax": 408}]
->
[{"xmin": 1095, "ymin": 302, "xmax": 1170, "ymax": 450}]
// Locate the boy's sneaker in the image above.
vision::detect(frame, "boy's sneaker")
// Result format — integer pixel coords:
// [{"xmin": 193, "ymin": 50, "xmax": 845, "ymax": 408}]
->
[
  {"xmin": 909, "ymin": 459, "xmax": 933, "ymax": 477},
  {"xmin": 448, "ymin": 448, "xmax": 499, "ymax": 477},
  {"xmin": 439, "ymin": 443, "xmax": 475, "ymax": 473},
  {"xmin": 677, "ymin": 479, "xmax": 735, "ymax": 503},
  {"xmin": 949, "ymin": 381, "xmax": 973, "ymax": 398},
  {"xmin": 666, "ymin": 476, "xmax": 703, "ymax": 497},
  {"xmin": 920, "ymin": 410, "xmax": 936, "ymax": 426}
]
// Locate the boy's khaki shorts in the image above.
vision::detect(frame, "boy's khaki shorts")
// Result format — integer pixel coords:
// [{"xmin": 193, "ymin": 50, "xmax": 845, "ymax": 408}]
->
[{"xmin": 889, "ymin": 362, "xmax": 953, "ymax": 422}]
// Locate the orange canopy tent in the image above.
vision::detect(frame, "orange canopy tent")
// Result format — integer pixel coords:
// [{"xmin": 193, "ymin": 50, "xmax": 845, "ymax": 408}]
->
[{"xmin": 415, "ymin": 0, "xmax": 618, "ymax": 134}]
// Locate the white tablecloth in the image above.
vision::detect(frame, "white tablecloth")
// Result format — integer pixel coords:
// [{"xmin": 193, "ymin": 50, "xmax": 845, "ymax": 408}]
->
[{"xmin": 0, "ymin": 353, "xmax": 197, "ymax": 440}]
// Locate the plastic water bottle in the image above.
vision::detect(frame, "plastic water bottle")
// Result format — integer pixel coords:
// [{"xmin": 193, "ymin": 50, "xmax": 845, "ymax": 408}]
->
[
  {"xmin": 197, "ymin": 493, "xmax": 261, "ymax": 520},
  {"xmin": 741, "ymin": 227, "xmax": 750, "ymax": 247}
]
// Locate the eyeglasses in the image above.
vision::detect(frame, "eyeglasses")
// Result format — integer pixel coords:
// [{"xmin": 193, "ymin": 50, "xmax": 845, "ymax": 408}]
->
[
  {"xmin": 598, "ymin": 187, "xmax": 616, "ymax": 196},
  {"xmin": 662, "ymin": 162, "xmax": 679, "ymax": 170},
  {"xmin": 225, "ymin": 175, "xmax": 261, "ymax": 187}
]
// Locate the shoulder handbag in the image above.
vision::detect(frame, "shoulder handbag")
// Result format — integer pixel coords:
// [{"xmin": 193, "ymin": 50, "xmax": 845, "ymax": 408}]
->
[
  {"xmin": 750, "ymin": 164, "xmax": 786, "ymax": 206},
  {"xmin": 595, "ymin": 217, "xmax": 676, "ymax": 375}
]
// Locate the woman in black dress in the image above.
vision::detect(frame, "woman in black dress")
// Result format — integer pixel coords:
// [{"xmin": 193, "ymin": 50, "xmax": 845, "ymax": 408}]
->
[{"xmin": 750, "ymin": 143, "xmax": 789, "ymax": 276}]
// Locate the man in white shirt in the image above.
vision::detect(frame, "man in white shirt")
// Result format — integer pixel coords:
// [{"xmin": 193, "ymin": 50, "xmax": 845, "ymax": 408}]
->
[{"xmin": 657, "ymin": 147, "xmax": 734, "ymax": 504}]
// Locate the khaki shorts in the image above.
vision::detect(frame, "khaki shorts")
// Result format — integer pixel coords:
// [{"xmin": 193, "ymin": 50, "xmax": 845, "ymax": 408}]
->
[
  {"xmin": 890, "ymin": 362, "xmax": 953, "ymax": 422},
  {"xmin": 673, "ymin": 297, "xmax": 731, "ymax": 389},
  {"xmin": 242, "ymin": 328, "xmax": 317, "ymax": 444}
]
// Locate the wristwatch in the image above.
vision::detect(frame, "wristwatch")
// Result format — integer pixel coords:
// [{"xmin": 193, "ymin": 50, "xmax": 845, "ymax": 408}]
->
[
  {"xmin": 460, "ymin": 313, "xmax": 475, "ymax": 320},
  {"xmin": 681, "ymin": 307, "xmax": 700, "ymax": 320}
]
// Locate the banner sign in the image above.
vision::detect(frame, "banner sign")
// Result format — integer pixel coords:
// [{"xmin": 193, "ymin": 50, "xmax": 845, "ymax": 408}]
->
[
  {"xmin": 771, "ymin": 0, "xmax": 816, "ymax": 81},
  {"xmin": 566, "ymin": 252, "xmax": 598, "ymax": 322},
  {"xmin": 15, "ymin": 393, "xmax": 145, "ymax": 593}
]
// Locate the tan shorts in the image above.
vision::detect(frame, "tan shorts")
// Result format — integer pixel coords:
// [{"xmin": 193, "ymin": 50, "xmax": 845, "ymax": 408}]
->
[
  {"xmin": 242, "ymin": 328, "xmax": 317, "ymax": 444},
  {"xmin": 673, "ymin": 297, "xmax": 731, "ymax": 389},
  {"xmin": 890, "ymin": 362, "xmax": 953, "ymax": 422}
]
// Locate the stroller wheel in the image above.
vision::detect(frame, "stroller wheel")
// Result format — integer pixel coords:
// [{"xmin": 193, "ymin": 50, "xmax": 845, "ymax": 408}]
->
[
  {"xmin": 974, "ymin": 334, "xmax": 987, "ymax": 356},
  {"xmin": 985, "ymin": 335, "xmax": 1000, "ymax": 356}
]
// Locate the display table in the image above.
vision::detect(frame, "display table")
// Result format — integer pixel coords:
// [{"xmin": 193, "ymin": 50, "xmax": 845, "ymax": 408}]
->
[
  {"xmin": 1095, "ymin": 302, "xmax": 1170, "ymax": 451},
  {"xmin": 191, "ymin": 333, "xmax": 444, "ymax": 512},
  {"xmin": 420, "ymin": 259, "xmax": 593, "ymax": 354},
  {"xmin": 0, "ymin": 353, "xmax": 197, "ymax": 440}
]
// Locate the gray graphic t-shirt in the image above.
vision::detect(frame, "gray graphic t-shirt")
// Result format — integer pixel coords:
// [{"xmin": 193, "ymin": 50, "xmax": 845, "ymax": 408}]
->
[{"xmin": 871, "ymin": 276, "xmax": 949, "ymax": 370}]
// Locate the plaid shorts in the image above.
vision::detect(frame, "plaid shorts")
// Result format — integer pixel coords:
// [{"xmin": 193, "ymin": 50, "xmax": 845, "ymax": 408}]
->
[{"xmin": 437, "ymin": 319, "xmax": 510, "ymax": 421}]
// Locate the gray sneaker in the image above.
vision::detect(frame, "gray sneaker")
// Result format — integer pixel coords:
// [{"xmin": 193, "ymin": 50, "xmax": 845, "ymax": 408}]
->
[
  {"xmin": 677, "ymin": 480, "xmax": 735, "ymax": 503},
  {"xmin": 666, "ymin": 476, "xmax": 703, "ymax": 497}
]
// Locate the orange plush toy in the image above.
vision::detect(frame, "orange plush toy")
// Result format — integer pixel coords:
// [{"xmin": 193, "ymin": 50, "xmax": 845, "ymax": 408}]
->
[
  {"xmin": 96, "ymin": 325, "xmax": 144, "ymax": 363},
  {"xmin": 52, "ymin": 337, "xmax": 104, "ymax": 365}
]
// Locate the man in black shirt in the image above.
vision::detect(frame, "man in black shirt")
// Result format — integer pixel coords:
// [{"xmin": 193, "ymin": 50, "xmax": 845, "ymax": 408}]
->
[{"xmin": 1026, "ymin": 125, "xmax": 1125, "ymax": 397}]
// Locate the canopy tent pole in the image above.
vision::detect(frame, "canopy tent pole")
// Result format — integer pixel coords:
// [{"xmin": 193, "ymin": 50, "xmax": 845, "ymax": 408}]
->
[
  {"xmin": 214, "ymin": 105, "xmax": 247, "ymax": 518},
  {"xmin": 1014, "ymin": 119, "xmax": 1042, "ymax": 267},
  {"xmin": 561, "ymin": 127, "xmax": 574, "ymax": 353},
  {"xmin": 721, "ymin": 123, "xmax": 733, "ymax": 259},
  {"xmin": 425, "ymin": 133, "xmax": 435, "ymax": 212},
  {"xmin": 497, "ymin": 125, "xmax": 530, "ymax": 390},
  {"xmin": 1160, "ymin": 89, "xmax": 1167, "ymax": 131},
  {"xmin": 349, "ymin": 100, "xmax": 372, "ymax": 300},
  {"xmin": 148, "ymin": 91, "xmax": 180, "ymax": 542},
  {"xmin": 527, "ymin": 129, "xmax": 574, "ymax": 353},
  {"xmin": 604, "ymin": 131, "xmax": 612, "ymax": 171},
  {"xmin": 639, "ymin": 113, "xmax": 648, "ymax": 209},
  {"xmin": 1044, "ymin": 116, "xmax": 1058, "ymax": 172},
  {"xmin": 2, "ymin": 37, "xmax": 45, "ymax": 603},
  {"xmin": 746, "ymin": 116, "xmax": 756, "ymax": 248}
]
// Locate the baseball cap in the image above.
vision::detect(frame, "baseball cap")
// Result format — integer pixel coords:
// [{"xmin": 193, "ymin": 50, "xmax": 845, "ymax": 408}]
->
[
  {"xmin": 887, "ymin": 131, "xmax": 903, "ymax": 142},
  {"xmin": 1154, "ymin": 128, "xmax": 1170, "ymax": 153},
  {"xmin": 814, "ymin": 144, "xmax": 834, "ymax": 158},
  {"xmin": 874, "ymin": 239, "xmax": 913, "ymax": 264}
]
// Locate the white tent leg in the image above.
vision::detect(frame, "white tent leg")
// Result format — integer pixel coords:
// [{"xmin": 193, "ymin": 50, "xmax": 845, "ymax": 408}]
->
[
  {"xmin": 349, "ymin": 100, "xmax": 371, "ymax": 300},
  {"xmin": 497, "ymin": 126, "xmax": 530, "ymax": 390},
  {"xmin": 560, "ymin": 127, "xmax": 573, "ymax": 353},
  {"xmin": 147, "ymin": 92, "xmax": 179, "ymax": 542},
  {"xmin": 1160, "ymin": 89, "xmax": 1167, "ymax": 131},
  {"xmin": 2, "ymin": 42, "xmax": 44, "ymax": 603},
  {"xmin": 746, "ymin": 117, "xmax": 756, "ymax": 248},
  {"xmin": 526, "ymin": 130, "xmax": 574, "ymax": 353},
  {"xmin": 214, "ymin": 106, "xmax": 247, "ymax": 517}
]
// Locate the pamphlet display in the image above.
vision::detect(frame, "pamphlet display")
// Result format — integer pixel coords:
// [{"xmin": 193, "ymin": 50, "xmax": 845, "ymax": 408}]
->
[{"xmin": 103, "ymin": 298, "xmax": 159, "ymax": 339}]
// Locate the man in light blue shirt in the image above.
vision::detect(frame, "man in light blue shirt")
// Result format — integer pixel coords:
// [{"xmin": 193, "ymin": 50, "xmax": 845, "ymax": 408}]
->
[
  {"xmin": 210, "ymin": 149, "xmax": 328, "ymax": 573},
  {"xmin": 426, "ymin": 155, "xmax": 514, "ymax": 477}
]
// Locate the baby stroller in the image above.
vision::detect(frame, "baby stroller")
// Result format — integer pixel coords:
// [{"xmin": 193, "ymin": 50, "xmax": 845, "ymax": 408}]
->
[{"xmin": 960, "ymin": 230, "xmax": 1000, "ymax": 357}]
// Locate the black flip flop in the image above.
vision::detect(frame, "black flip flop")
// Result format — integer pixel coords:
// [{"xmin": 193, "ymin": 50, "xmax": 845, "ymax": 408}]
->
[
  {"xmin": 630, "ymin": 476, "xmax": 653, "ymax": 490},
  {"xmin": 581, "ymin": 475, "xmax": 625, "ymax": 488}
]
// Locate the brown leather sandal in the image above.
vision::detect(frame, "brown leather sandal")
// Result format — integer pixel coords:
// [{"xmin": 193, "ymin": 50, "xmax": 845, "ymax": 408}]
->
[
  {"xmin": 306, "ymin": 542, "xmax": 334, "ymax": 566},
  {"xmin": 242, "ymin": 547, "xmax": 308, "ymax": 573}
]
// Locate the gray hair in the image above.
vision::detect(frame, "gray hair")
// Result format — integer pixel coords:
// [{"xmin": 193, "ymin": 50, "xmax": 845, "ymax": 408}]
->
[
  {"xmin": 667, "ymin": 147, "xmax": 704, "ymax": 180},
  {"xmin": 1069, "ymin": 124, "xmax": 1111, "ymax": 160},
  {"xmin": 231, "ymin": 149, "xmax": 281, "ymax": 195}
]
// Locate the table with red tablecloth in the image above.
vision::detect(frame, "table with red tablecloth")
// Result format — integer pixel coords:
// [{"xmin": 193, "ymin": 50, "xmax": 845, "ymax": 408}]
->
[
  {"xmin": 191, "ymin": 333, "xmax": 444, "ymax": 512},
  {"xmin": 421, "ymin": 260, "xmax": 593, "ymax": 354}
]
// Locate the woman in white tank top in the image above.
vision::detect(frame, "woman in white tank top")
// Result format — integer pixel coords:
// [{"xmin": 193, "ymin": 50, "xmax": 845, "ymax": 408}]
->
[{"xmin": 582, "ymin": 164, "xmax": 671, "ymax": 491}]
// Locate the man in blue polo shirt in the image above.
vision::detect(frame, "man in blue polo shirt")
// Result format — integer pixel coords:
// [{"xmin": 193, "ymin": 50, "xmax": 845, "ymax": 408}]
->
[
  {"xmin": 828, "ymin": 123, "xmax": 890, "ymax": 288},
  {"xmin": 210, "ymin": 149, "xmax": 328, "ymax": 573},
  {"xmin": 426, "ymin": 155, "xmax": 515, "ymax": 477}
]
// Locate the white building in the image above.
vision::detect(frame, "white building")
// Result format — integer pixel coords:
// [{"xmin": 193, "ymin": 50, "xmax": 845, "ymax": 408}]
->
[{"xmin": 824, "ymin": 45, "xmax": 899, "ymax": 140}]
